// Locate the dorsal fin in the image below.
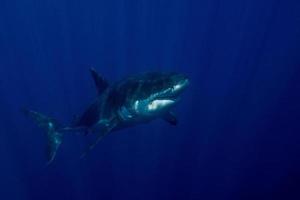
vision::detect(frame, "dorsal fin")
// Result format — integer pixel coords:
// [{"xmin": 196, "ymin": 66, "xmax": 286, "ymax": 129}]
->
[{"xmin": 89, "ymin": 68, "xmax": 109, "ymax": 94}]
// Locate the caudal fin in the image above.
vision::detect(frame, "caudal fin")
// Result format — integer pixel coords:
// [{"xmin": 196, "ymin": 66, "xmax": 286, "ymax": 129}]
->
[{"xmin": 22, "ymin": 109, "xmax": 63, "ymax": 164}]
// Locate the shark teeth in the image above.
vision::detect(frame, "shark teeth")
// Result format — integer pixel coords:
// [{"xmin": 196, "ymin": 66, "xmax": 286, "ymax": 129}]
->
[{"xmin": 147, "ymin": 99, "xmax": 175, "ymax": 111}]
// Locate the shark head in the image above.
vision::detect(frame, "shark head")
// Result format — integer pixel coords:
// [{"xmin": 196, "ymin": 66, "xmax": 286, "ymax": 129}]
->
[{"xmin": 128, "ymin": 72, "xmax": 189, "ymax": 118}]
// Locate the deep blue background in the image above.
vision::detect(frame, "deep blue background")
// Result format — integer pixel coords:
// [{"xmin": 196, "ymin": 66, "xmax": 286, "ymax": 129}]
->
[{"xmin": 0, "ymin": 0, "xmax": 300, "ymax": 199}]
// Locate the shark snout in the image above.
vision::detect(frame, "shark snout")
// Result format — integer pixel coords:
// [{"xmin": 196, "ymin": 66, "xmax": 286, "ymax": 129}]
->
[{"xmin": 171, "ymin": 76, "xmax": 189, "ymax": 96}]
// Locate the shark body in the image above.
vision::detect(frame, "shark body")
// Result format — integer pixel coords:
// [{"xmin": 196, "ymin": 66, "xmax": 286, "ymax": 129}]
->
[{"xmin": 24, "ymin": 69, "xmax": 189, "ymax": 163}]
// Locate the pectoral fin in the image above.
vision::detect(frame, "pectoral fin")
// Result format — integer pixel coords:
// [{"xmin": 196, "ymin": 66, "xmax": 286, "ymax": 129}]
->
[
  {"xmin": 163, "ymin": 112, "xmax": 178, "ymax": 126},
  {"xmin": 80, "ymin": 119, "xmax": 117, "ymax": 158}
]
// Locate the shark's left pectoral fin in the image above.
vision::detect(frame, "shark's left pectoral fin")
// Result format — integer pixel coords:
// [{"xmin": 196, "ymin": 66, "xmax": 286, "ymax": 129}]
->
[
  {"xmin": 163, "ymin": 112, "xmax": 178, "ymax": 126},
  {"xmin": 80, "ymin": 119, "xmax": 117, "ymax": 158}
]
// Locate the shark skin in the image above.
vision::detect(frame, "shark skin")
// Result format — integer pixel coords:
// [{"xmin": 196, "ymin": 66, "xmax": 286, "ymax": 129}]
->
[{"xmin": 24, "ymin": 69, "xmax": 189, "ymax": 163}]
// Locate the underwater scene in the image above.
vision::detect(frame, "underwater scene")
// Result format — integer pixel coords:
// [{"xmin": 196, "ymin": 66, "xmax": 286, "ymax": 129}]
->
[{"xmin": 0, "ymin": 0, "xmax": 299, "ymax": 199}]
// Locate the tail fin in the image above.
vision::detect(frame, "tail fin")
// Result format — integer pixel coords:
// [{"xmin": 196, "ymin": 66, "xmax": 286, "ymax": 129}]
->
[{"xmin": 23, "ymin": 109, "xmax": 63, "ymax": 164}]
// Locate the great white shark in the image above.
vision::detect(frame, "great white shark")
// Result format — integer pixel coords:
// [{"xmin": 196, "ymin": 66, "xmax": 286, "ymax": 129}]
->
[{"xmin": 24, "ymin": 68, "xmax": 189, "ymax": 163}]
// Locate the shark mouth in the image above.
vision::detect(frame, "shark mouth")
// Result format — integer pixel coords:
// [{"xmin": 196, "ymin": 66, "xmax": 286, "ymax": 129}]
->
[
  {"xmin": 154, "ymin": 78, "xmax": 189, "ymax": 101},
  {"xmin": 147, "ymin": 99, "xmax": 176, "ymax": 111},
  {"xmin": 133, "ymin": 77, "xmax": 189, "ymax": 115},
  {"xmin": 154, "ymin": 94, "xmax": 180, "ymax": 102},
  {"xmin": 133, "ymin": 89, "xmax": 179, "ymax": 114}
]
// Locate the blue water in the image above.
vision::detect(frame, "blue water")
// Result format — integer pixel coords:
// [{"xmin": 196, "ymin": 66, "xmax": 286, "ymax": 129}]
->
[{"xmin": 0, "ymin": 0, "xmax": 300, "ymax": 199}]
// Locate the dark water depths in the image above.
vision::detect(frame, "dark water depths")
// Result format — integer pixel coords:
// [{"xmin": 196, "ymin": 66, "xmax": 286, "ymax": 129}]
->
[{"xmin": 0, "ymin": 0, "xmax": 300, "ymax": 199}]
